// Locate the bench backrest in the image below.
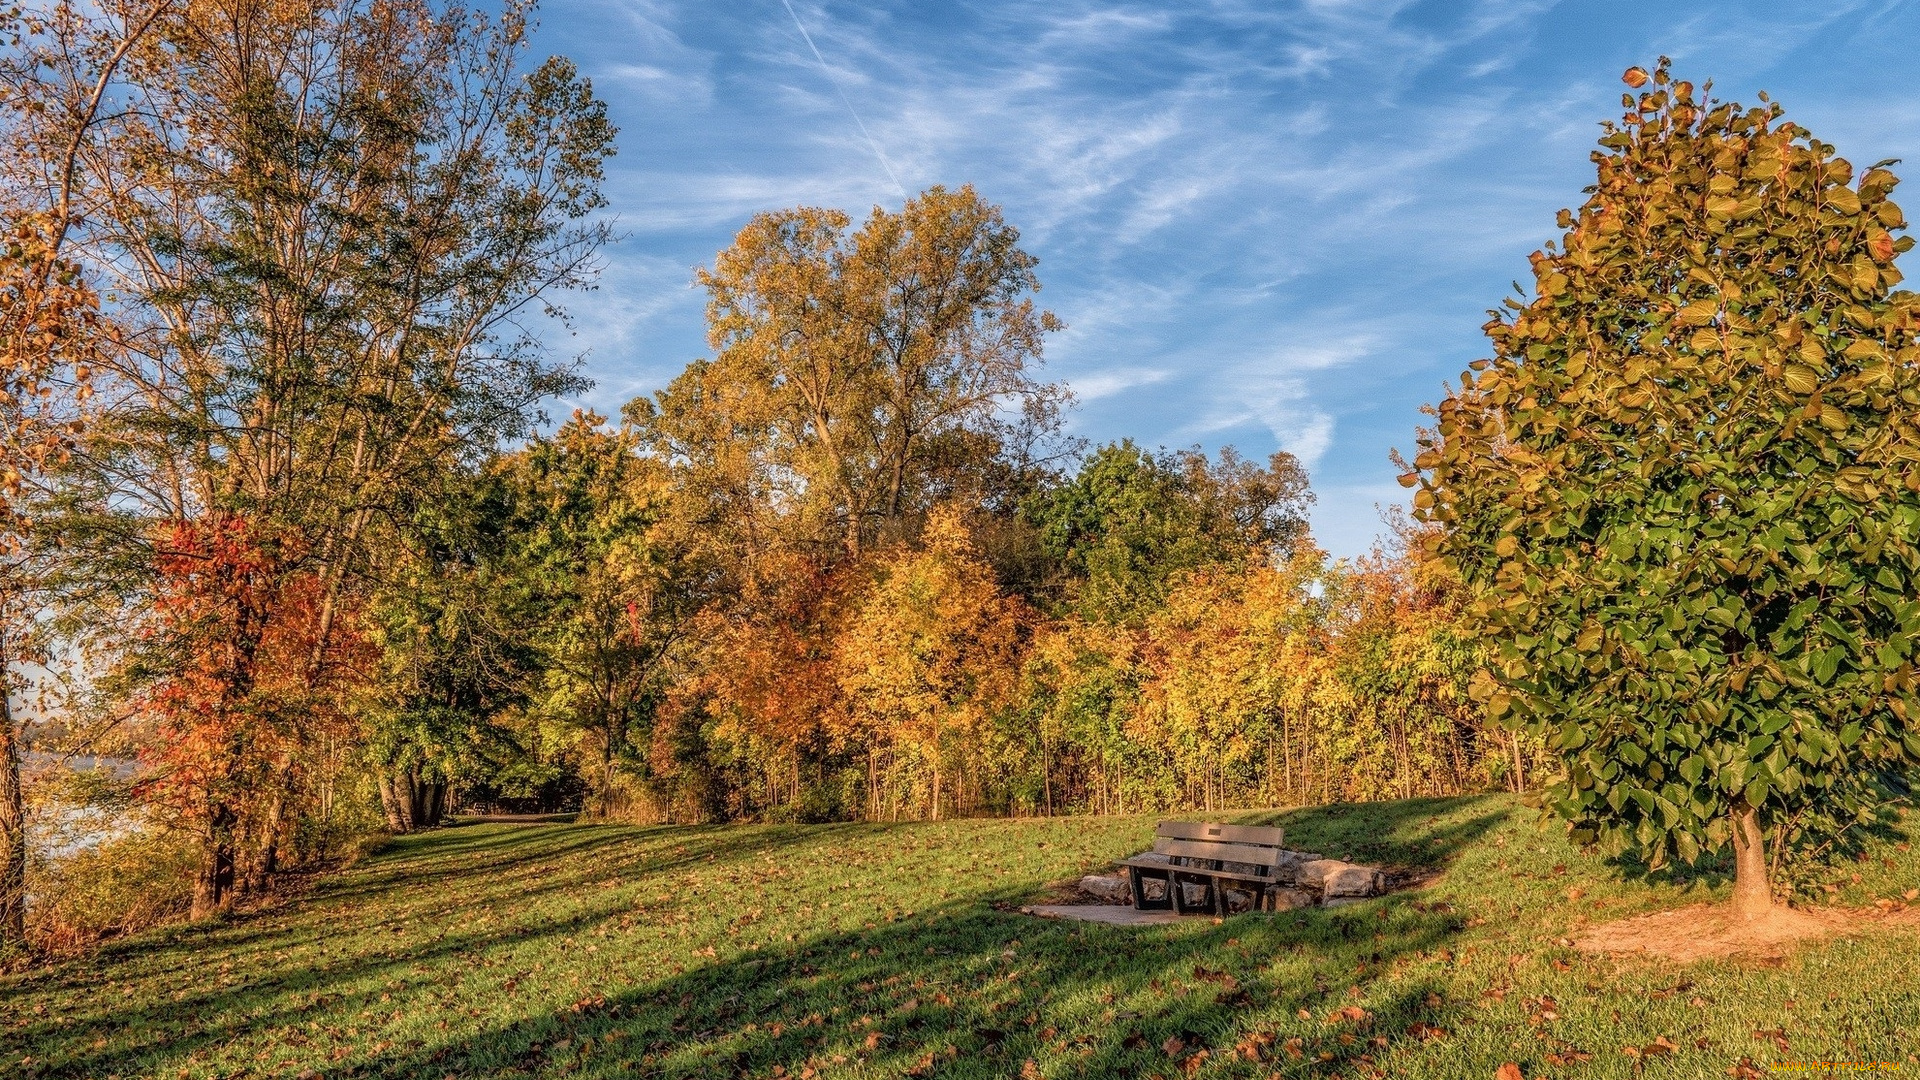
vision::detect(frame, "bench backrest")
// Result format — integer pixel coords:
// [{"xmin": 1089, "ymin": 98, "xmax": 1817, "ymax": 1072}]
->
[
  {"xmin": 1151, "ymin": 821, "xmax": 1287, "ymax": 874},
  {"xmin": 1155, "ymin": 821, "xmax": 1284, "ymax": 847}
]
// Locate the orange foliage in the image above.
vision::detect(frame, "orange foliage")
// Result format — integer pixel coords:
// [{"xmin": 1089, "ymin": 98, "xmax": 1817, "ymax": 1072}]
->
[{"xmin": 133, "ymin": 514, "xmax": 367, "ymax": 911}]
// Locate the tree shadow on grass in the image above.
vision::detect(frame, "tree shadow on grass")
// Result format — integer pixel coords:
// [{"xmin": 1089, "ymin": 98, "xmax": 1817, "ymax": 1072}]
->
[
  {"xmin": 343, "ymin": 891, "xmax": 1479, "ymax": 1080},
  {"xmin": 8, "ymin": 800, "xmax": 1517, "ymax": 1080},
  {"xmin": 2, "ymin": 822, "xmax": 861, "ymax": 1078},
  {"xmin": 1599, "ymin": 804, "xmax": 1913, "ymax": 895},
  {"xmin": 345, "ymin": 799, "xmax": 1515, "ymax": 1079},
  {"xmin": 1228, "ymin": 794, "xmax": 1513, "ymax": 871}
]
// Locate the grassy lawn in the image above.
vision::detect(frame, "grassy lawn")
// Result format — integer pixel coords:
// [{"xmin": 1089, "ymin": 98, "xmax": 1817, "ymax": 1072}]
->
[{"xmin": 3, "ymin": 795, "xmax": 1917, "ymax": 1079}]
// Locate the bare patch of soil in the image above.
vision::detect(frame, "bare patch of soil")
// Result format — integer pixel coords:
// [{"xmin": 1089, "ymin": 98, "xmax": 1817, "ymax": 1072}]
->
[{"xmin": 1573, "ymin": 901, "xmax": 1916, "ymax": 962}]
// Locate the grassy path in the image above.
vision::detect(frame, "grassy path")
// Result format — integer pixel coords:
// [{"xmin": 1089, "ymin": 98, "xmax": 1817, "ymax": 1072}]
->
[{"xmin": 3, "ymin": 795, "xmax": 1917, "ymax": 1079}]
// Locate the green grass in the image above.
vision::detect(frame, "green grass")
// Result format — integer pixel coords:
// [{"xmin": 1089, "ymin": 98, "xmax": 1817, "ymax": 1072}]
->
[{"xmin": 4, "ymin": 795, "xmax": 1918, "ymax": 1079}]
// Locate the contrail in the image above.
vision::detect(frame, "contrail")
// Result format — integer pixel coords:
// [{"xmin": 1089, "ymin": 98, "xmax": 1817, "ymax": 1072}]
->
[{"xmin": 780, "ymin": 0, "xmax": 907, "ymax": 197}]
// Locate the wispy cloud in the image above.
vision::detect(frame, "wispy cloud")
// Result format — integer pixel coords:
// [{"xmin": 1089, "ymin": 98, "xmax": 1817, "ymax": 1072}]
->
[
  {"xmin": 777, "ymin": 0, "xmax": 906, "ymax": 197},
  {"xmin": 539, "ymin": 0, "xmax": 1920, "ymax": 556}
]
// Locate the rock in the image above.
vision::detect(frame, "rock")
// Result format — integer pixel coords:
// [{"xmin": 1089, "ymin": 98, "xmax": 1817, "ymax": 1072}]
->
[
  {"xmin": 1295, "ymin": 858, "xmax": 1342, "ymax": 890},
  {"xmin": 1271, "ymin": 850, "xmax": 1325, "ymax": 882},
  {"xmin": 1079, "ymin": 874, "xmax": 1131, "ymax": 904},
  {"xmin": 1180, "ymin": 881, "xmax": 1213, "ymax": 908},
  {"xmin": 1267, "ymin": 888, "xmax": 1318, "ymax": 911},
  {"xmin": 1298, "ymin": 859, "xmax": 1386, "ymax": 898},
  {"xmin": 1322, "ymin": 896, "xmax": 1371, "ymax": 908},
  {"xmin": 1223, "ymin": 887, "xmax": 1258, "ymax": 913},
  {"xmin": 1326, "ymin": 864, "xmax": 1387, "ymax": 898}
]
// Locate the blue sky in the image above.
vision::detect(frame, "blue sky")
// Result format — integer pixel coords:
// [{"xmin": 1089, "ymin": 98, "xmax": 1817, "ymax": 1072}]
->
[{"xmin": 532, "ymin": 0, "xmax": 1920, "ymax": 559}]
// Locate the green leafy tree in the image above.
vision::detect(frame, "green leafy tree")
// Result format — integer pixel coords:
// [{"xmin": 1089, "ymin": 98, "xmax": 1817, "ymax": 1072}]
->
[
  {"xmin": 1028, "ymin": 441, "xmax": 1311, "ymax": 624},
  {"xmin": 1411, "ymin": 61, "xmax": 1920, "ymax": 917},
  {"xmin": 502, "ymin": 413, "xmax": 709, "ymax": 818},
  {"xmin": 361, "ymin": 472, "xmax": 545, "ymax": 832}
]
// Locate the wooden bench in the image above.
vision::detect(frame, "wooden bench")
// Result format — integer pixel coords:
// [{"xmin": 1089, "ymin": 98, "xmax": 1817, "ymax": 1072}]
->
[{"xmin": 1120, "ymin": 821, "xmax": 1289, "ymax": 916}]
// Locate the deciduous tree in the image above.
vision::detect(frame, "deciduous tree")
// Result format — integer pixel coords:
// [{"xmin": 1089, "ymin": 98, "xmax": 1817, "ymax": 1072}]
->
[
  {"xmin": 838, "ymin": 508, "xmax": 1027, "ymax": 819},
  {"xmin": 1412, "ymin": 61, "xmax": 1920, "ymax": 917},
  {"xmin": 41, "ymin": 0, "xmax": 613, "ymax": 914},
  {"xmin": 677, "ymin": 184, "xmax": 1066, "ymax": 560}
]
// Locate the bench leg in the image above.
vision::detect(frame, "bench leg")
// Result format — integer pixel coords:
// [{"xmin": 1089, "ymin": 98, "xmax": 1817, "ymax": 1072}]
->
[
  {"xmin": 1169, "ymin": 872, "xmax": 1191, "ymax": 915},
  {"xmin": 1171, "ymin": 872, "xmax": 1217, "ymax": 916},
  {"xmin": 1130, "ymin": 866, "xmax": 1172, "ymax": 911}
]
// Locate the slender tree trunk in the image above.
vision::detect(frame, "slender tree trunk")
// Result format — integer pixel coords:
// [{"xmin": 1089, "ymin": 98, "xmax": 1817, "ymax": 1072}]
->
[
  {"xmin": 600, "ymin": 718, "xmax": 617, "ymax": 820},
  {"xmin": 1282, "ymin": 714, "xmax": 1294, "ymax": 803},
  {"xmin": 1041, "ymin": 738, "xmax": 1053, "ymax": 817},
  {"xmin": 1510, "ymin": 732, "xmax": 1526, "ymax": 793},
  {"xmin": 0, "ymin": 622, "xmax": 25, "ymax": 945},
  {"xmin": 240, "ymin": 789, "xmax": 284, "ymax": 897},
  {"xmin": 242, "ymin": 756, "xmax": 297, "ymax": 896},
  {"xmin": 1730, "ymin": 803, "xmax": 1773, "ymax": 919},
  {"xmin": 931, "ymin": 761, "xmax": 941, "ymax": 822},
  {"xmin": 1396, "ymin": 719, "xmax": 1413, "ymax": 800},
  {"xmin": 191, "ymin": 803, "xmax": 237, "ymax": 920}
]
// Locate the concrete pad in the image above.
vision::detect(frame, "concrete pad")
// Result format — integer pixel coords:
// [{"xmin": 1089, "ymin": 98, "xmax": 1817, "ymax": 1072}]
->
[{"xmin": 1020, "ymin": 904, "xmax": 1194, "ymax": 925}]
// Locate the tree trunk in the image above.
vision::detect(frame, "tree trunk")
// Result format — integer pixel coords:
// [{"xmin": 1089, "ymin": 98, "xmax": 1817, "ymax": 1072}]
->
[
  {"xmin": 377, "ymin": 774, "xmax": 401, "ymax": 831},
  {"xmin": 405, "ymin": 772, "xmax": 443, "ymax": 830},
  {"xmin": 1730, "ymin": 803, "xmax": 1773, "ymax": 919},
  {"xmin": 190, "ymin": 804, "xmax": 237, "ymax": 920},
  {"xmin": 239, "ymin": 788, "xmax": 286, "ymax": 897},
  {"xmin": 0, "ymin": 628, "xmax": 25, "ymax": 945},
  {"xmin": 378, "ymin": 771, "xmax": 416, "ymax": 833},
  {"xmin": 931, "ymin": 761, "xmax": 941, "ymax": 822}
]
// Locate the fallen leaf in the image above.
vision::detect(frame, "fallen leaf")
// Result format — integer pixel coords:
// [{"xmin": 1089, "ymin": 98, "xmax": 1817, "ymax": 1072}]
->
[
  {"xmin": 1233, "ymin": 1031, "xmax": 1274, "ymax": 1062},
  {"xmin": 1496, "ymin": 1063, "xmax": 1526, "ymax": 1080}
]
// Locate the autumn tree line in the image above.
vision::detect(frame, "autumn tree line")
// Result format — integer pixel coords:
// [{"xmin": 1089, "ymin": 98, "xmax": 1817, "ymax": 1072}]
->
[
  {"xmin": 0, "ymin": 0, "xmax": 1536, "ymax": 945},
  {"xmin": 12, "ymin": 0, "xmax": 1896, "ymax": 957}
]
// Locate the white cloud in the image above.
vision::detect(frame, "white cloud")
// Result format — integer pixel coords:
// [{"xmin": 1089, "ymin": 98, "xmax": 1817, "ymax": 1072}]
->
[{"xmin": 1066, "ymin": 367, "xmax": 1171, "ymax": 402}]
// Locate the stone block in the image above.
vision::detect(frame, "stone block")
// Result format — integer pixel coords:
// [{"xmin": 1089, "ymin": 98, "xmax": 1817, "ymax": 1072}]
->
[
  {"xmin": 1298, "ymin": 859, "xmax": 1386, "ymax": 898},
  {"xmin": 1079, "ymin": 874, "xmax": 1131, "ymax": 904},
  {"xmin": 1267, "ymin": 888, "xmax": 1318, "ymax": 911}
]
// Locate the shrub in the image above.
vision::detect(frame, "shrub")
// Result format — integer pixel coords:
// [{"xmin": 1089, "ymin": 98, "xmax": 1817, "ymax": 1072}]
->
[{"xmin": 27, "ymin": 830, "xmax": 197, "ymax": 952}]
